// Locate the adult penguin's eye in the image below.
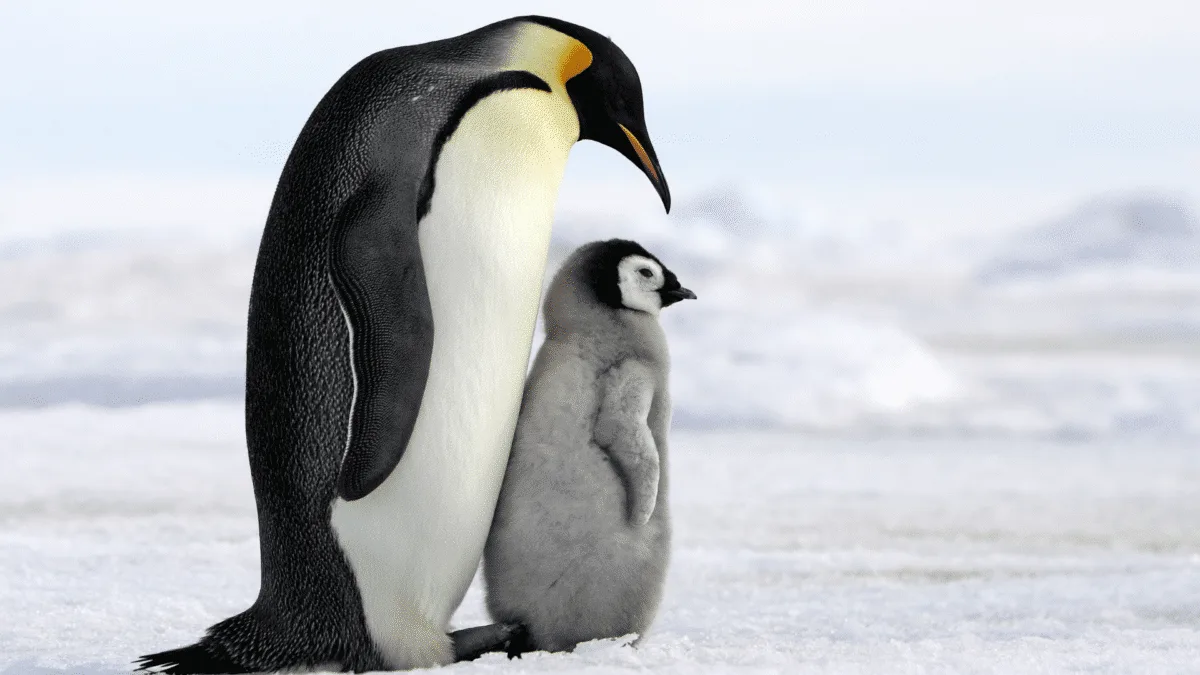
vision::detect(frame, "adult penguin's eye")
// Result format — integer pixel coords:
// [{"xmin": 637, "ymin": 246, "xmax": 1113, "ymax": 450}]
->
[{"xmin": 639, "ymin": 268, "xmax": 653, "ymax": 278}]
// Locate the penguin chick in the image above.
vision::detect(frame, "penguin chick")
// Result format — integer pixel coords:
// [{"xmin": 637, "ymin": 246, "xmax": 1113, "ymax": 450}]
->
[{"xmin": 483, "ymin": 238, "xmax": 696, "ymax": 653}]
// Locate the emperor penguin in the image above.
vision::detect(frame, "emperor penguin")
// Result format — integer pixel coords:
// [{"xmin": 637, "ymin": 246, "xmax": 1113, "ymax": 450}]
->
[
  {"xmin": 136, "ymin": 16, "xmax": 669, "ymax": 674},
  {"xmin": 484, "ymin": 239, "xmax": 695, "ymax": 653}
]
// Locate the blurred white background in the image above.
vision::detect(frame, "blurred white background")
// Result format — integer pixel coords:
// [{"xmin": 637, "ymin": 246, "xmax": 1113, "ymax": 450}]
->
[
  {"xmin": 3, "ymin": 4, "xmax": 1200, "ymax": 672},
  {"xmin": 3, "ymin": 0, "xmax": 1200, "ymax": 436}
]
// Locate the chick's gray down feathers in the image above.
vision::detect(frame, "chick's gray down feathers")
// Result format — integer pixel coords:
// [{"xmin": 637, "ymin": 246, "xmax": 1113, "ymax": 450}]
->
[{"xmin": 484, "ymin": 240, "xmax": 686, "ymax": 652}]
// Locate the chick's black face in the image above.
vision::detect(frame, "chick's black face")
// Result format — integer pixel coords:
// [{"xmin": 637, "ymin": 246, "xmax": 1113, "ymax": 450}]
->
[
  {"xmin": 521, "ymin": 16, "xmax": 670, "ymax": 212},
  {"xmin": 581, "ymin": 239, "xmax": 695, "ymax": 314}
]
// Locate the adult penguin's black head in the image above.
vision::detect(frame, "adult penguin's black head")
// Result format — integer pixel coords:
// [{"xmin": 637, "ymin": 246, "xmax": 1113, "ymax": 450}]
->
[{"xmin": 520, "ymin": 16, "xmax": 671, "ymax": 212}]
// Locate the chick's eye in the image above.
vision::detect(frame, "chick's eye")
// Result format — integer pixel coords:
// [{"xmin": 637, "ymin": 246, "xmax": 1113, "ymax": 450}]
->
[{"xmin": 638, "ymin": 268, "xmax": 653, "ymax": 278}]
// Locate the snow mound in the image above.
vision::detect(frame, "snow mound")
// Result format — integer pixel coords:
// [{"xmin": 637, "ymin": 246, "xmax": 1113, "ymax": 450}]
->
[
  {"xmin": 664, "ymin": 305, "xmax": 958, "ymax": 429},
  {"xmin": 0, "ymin": 244, "xmax": 251, "ymax": 405},
  {"xmin": 979, "ymin": 193, "xmax": 1200, "ymax": 284},
  {"xmin": 1, "ymin": 195, "xmax": 963, "ymax": 427},
  {"xmin": 0, "ymin": 230, "xmax": 959, "ymax": 427}
]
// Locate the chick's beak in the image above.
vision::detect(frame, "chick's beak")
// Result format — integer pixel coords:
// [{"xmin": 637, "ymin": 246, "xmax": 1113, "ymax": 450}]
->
[{"xmin": 659, "ymin": 286, "xmax": 696, "ymax": 307}]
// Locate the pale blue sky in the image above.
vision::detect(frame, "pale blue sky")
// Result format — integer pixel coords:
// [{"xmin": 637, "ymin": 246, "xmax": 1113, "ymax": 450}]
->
[{"xmin": 1, "ymin": 0, "xmax": 1198, "ymax": 235}]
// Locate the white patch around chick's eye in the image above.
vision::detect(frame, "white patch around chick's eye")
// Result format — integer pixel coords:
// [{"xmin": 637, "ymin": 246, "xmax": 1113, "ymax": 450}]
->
[{"xmin": 617, "ymin": 255, "xmax": 664, "ymax": 315}]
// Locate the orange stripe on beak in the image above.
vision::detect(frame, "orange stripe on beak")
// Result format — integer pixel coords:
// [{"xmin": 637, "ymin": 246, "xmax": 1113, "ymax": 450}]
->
[{"xmin": 618, "ymin": 124, "xmax": 660, "ymax": 184}]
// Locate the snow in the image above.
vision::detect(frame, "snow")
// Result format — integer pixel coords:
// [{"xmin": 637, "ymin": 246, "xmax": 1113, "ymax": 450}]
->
[
  {"xmin": 3, "ymin": 403, "xmax": 1198, "ymax": 674},
  {"xmin": 0, "ymin": 214, "xmax": 960, "ymax": 426},
  {"xmin": 4, "ymin": 184, "xmax": 1200, "ymax": 672},
  {"xmin": 664, "ymin": 306, "xmax": 957, "ymax": 429},
  {"xmin": 979, "ymin": 193, "xmax": 1200, "ymax": 286},
  {"xmin": 5, "ymin": 186, "xmax": 1200, "ymax": 435}
]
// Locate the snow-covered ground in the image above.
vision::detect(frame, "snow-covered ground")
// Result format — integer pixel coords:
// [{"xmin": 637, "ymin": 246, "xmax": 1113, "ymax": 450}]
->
[
  {"xmin": 3, "ymin": 186, "xmax": 1200, "ymax": 672},
  {"xmin": 3, "ymin": 403, "xmax": 1198, "ymax": 674}
]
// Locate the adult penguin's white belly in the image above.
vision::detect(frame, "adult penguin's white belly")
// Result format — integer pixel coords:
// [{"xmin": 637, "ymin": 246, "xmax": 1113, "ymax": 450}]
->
[{"xmin": 330, "ymin": 86, "xmax": 579, "ymax": 668}]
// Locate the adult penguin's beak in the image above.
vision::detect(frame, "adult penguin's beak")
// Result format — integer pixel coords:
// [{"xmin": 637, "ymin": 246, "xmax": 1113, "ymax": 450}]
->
[{"xmin": 618, "ymin": 123, "xmax": 671, "ymax": 213}]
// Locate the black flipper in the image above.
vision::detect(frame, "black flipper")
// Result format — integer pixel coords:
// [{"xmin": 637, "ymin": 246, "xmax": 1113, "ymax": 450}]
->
[
  {"xmin": 329, "ymin": 176, "xmax": 435, "ymax": 502},
  {"xmin": 450, "ymin": 623, "xmax": 530, "ymax": 662},
  {"xmin": 328, "ymin": 71, "xmax": 551, "ymax": 503},
  {"xmin": 134, "ymin": 642, "xmax": 243, "ymax": 674}
]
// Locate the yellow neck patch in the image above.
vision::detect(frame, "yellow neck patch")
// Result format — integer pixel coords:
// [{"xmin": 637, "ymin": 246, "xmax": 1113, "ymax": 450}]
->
[
  {"xmin": 506, "ymin": 22, "xmax": 593, "ymax": 89},
  {"xmin": 558, "ymin": 40, "xmax": 593, "ymax": 85}
]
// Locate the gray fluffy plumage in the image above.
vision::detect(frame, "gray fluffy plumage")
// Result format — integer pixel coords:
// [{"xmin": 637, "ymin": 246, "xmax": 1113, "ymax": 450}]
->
[{"xmin": 483, "ymin": 239, "xmax": 691, "ymax": 652}]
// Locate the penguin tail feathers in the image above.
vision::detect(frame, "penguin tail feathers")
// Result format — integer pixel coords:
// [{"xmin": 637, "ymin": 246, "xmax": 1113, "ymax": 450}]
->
[{"xmin": 134, "ymin": 642, "xmax": 245, "ymax": 674}]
